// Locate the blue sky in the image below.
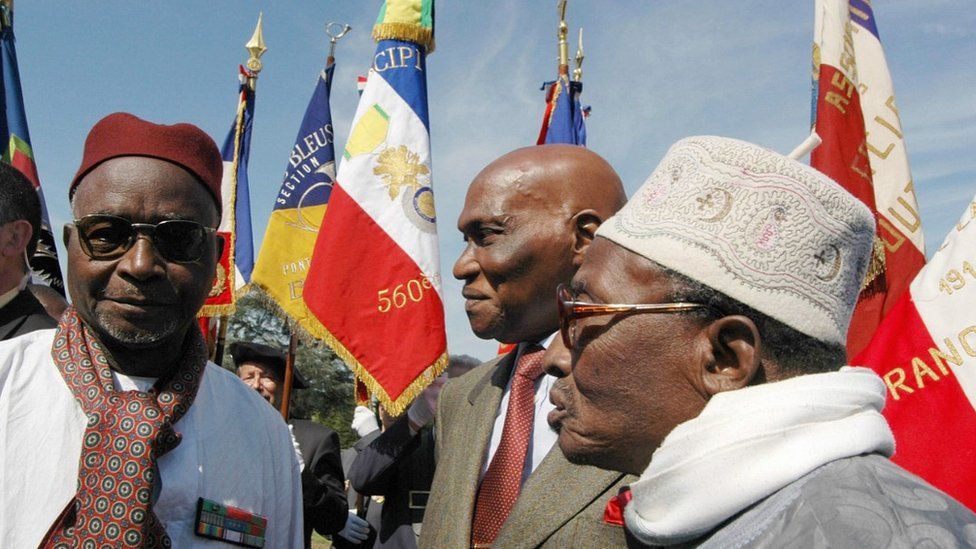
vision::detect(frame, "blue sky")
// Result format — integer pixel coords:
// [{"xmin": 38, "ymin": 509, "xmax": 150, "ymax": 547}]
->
[{"xmin": 14, "ymin": 1, "xmax": 976, "ymax": 360}]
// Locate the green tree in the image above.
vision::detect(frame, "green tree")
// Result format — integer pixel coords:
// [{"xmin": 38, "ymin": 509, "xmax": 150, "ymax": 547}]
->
[{"xmin": 220, "ymin": 292, "xmax": 358, "ymax": 447}]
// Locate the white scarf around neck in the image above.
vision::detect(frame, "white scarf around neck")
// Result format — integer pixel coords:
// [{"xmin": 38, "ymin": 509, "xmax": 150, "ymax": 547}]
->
[{"xmin": 625, "ymin": 367, "xmax": 894, "ymax": 546}]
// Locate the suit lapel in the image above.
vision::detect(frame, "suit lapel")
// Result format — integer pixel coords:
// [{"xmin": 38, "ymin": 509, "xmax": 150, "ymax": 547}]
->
[
  {"xmin": 467, "ymin": 351, "xmax": 515, "ymax": 405},
  {"xmin": 493, "ymin": 443, "xmax": 626, "ymax": 548},
  {"xmin": 450, "ymin": 352, "xmax": 516, "ymax": 542}
]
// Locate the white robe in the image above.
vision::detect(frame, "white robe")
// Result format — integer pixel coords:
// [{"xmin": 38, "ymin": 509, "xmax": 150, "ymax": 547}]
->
[{"xmin": 0, "ymin": 329, "xmax": 304, "ymax": 548}]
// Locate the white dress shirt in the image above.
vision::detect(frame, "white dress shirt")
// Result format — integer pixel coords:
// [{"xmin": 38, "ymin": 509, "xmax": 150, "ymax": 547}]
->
[
  {"xmin": 0, "ymin": 329, "xmax": 304, "ymax": 548},
  {"xmin": 482, "ymin": 333, "xmax": 558, "ymax": 485}
]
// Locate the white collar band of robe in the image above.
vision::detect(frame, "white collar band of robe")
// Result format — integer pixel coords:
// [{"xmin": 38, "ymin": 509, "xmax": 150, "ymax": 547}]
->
[{"xmin": 625, "ymin": 367, "xmax": 894, "ymax": 546}]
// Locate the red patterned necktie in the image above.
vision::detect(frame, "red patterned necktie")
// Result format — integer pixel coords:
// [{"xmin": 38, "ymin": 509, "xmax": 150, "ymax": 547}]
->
[
  {"xmin": 471, "ymin": 345, "xmax": 547, "ymax": 547},
  {"xmin": 42, "ymin": 308, "xmax": 205, "ymax": 548}
]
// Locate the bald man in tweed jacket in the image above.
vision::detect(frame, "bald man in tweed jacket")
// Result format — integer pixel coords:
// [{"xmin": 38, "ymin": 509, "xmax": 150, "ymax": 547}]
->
[{"xmin": 418, "ymin": 146, "xmax": 634, "ymax": 548}]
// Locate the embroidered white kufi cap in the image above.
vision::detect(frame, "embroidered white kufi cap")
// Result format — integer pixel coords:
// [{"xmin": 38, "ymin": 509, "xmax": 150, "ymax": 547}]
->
[{"xmin": 596, "ymin": 136, "xmax": 875, "ymax": 345}]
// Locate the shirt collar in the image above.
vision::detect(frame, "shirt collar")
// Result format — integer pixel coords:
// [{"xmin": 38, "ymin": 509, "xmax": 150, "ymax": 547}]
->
[
  {"xmin": 0, "ymin": 285, "xmax": 20, "ymax": 310},
  {"xmin": 517, "ymin": 332, "xmax": 557, "ymax": 355}
]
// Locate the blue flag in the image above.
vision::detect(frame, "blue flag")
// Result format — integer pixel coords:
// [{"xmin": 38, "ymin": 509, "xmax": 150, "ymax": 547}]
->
[
  {"xmin": 0, "ymin": 5, "xmax": 65, "ymax": 294},
  {"xmin": 537, "ymin": 76, "xmax": 587, "ymax": 146},
  {"xmin": 251, "ymin": 63, "xmax": 338, "ymax": 335}
]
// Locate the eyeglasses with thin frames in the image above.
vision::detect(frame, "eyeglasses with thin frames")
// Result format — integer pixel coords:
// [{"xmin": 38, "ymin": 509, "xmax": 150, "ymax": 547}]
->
[{"xmin": 557, "ymin": 283, "xmax": 713, "ymax": 349}]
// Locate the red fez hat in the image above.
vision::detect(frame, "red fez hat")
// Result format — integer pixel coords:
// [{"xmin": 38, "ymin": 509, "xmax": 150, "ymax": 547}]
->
[{"xmin": 70, "ymin": 112, "xmax": 223, "ymax": 211}]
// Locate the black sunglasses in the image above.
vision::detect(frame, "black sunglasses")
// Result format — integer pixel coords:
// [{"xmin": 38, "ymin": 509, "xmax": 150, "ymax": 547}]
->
[{"xmin": 70, "ymin": 214, "xmax": 217, "ymax": 263}]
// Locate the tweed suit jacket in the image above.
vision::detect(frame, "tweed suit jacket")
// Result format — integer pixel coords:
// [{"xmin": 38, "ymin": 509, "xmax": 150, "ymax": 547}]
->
[{"xmin": 419, "ymin": 351, "xmax": 634, "ymax": 549}]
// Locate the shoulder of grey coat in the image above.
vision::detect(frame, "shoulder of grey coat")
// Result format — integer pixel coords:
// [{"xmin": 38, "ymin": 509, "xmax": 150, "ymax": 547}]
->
[{"xmin": 699, "ymin": 454, "xmax": 976, "ymax": 549}]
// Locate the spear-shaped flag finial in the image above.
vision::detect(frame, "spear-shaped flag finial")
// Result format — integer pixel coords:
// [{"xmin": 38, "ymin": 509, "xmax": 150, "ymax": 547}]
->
[
  {"xmin": 573, "ymin": 27, "xmax": 584, "ymax": 81},
  {"xmin": 0, "ymin": 0, "xmax": 13, "ymax": 29},
  {"xmin": 245, "ymin": 13, "xmax": 267, "ymax": 76}
]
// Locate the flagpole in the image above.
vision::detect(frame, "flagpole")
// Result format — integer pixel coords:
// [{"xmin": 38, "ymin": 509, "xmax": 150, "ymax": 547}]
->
[
  {"xmin": 280, "ymin": 333, "xmax": 298, "ymax": 420},
  {"xmin": 325, "ymin": 21, "xmax": 352, "ymax": 65},
  {"xmin": 211, "ymin": 13, "xmax": 267, "ymax": 365},
  {"xmin": 557, "ymin": 0, "xmax": 569, "ymax": 76},
  {"xmin": 212, "ymin": 318, "xmax": 229, "ymax": 364},
  {"xmin": 203, "ymin": 319, "xmax": 217, "ymax": 359},
  {"xmin": 244, "ymin": 13, "xmax": 267, "ymax": 90},
  {"xmin": 0, "ymin": 0, "xmax": 11, "ymax": 26}
]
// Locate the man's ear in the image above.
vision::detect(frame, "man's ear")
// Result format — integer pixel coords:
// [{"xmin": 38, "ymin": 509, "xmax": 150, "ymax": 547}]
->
[
  {"xmin": 700, "ymin": 315, "xmax": 763, "ymax": 396},
  {"xmin": 62, "ymin": 223, "xmax": 73, "ymax": 249},
  {"xmin": 0, "ymin": 220, "xmax": 32, "ymax": 258},
  {"xmin": 570, "ymin": 209, "xmax": 603, "ymax": 267}
]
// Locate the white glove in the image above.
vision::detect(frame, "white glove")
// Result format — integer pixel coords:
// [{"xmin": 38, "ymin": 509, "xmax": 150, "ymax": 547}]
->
[
  {"xmin": 406, "ymin": 374, "xmax": 447, "ymax": 428},
  {"xmin": 287, "ymin": 423, "xmax": 305, "ymax": 472},
  {"xmin": 337, "ymin": 511, "xmax": 370, "ymax": 542},
  {"xmin": 351, "ymin": 405, "xmax": 380, "ymax": 438}
]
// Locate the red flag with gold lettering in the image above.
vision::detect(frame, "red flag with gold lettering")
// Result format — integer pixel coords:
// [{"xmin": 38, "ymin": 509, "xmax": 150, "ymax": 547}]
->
[
  {"xmin": 811, "ymin": 0, "xmax": 925, "ymax": 359},
  {"xmin": 854, "ymin": 195, "xmax": 976, "ymax": 510}
]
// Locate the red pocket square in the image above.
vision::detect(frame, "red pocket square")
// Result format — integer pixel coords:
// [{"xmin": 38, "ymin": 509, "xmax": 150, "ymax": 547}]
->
[{"xmin": 603, "ymin": 488, "xmax": 633, "ymax": 526}]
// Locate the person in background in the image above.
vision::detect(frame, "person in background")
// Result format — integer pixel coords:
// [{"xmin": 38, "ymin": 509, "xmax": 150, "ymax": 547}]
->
[
  {"xmin": 337, "ymin": 404, "xmax": 383, "ymax": 549},
  {"xmin": 421, "ymin": 145, "xmax": 633, "ymax": 549},
  {"xmin": 347, "ymin": 354, "xmax": 480, "ymax": 548},
  {"xmin": 0, "ymin": 112, "xmax": 302, "ymax": 547},
  {"xmin": 0, "ymin": 161, "xmax": 57, "ymax": 340},
  {"xmin": 545, "ymin": 136, "xmax": 976, "ymax": 546},
  {"xmin": 231, "ymin": 340, "xmax": 352, "ymax": 549}
]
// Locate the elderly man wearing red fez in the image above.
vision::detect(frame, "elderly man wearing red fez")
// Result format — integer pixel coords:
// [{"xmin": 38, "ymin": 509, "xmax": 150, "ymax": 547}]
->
[{"xmin": 0, "ymin": 113, "xmax": 302, "ymax": 547}]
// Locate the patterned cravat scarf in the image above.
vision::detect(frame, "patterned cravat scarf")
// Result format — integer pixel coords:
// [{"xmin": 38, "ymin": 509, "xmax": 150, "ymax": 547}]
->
[{"xmin": 42, "ymin": 307, "xmax": 206, "ymax": 548}]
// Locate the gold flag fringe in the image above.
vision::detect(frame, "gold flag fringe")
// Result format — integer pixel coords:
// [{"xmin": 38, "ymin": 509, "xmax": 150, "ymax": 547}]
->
[
  {"xmin": 243, "ymin": 284, "xmax": 329, "ymax": 347},
  {"xmin": 197, "ymin": 302, "xmax": 236, "ymax": 317},
  {"xmin": 859, "ymin": 234, "xmax": 888, "ymax": 297},
  {"xmin": 372, "ymin": 22, "xmax": 435, "ymax": 53},
  {"xmin": 316, "ymin": 321, "xmax": 448, "ymax": 416},
  {"xmin": 200, "ymin": 95, "xmax": 247, "ymax": 318},
  {"xmin": 242, "ymin": 284, "xmax": 448, "ymax": 415},
  {"xmin": 546, "ymin": 78, "xmax": 564, "ymax": 128}
]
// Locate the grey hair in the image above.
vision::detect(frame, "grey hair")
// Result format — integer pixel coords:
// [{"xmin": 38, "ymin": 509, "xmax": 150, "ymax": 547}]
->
[{"xmin": 660, "ymin": 263, "xmax": 847, "ymax": 376}]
